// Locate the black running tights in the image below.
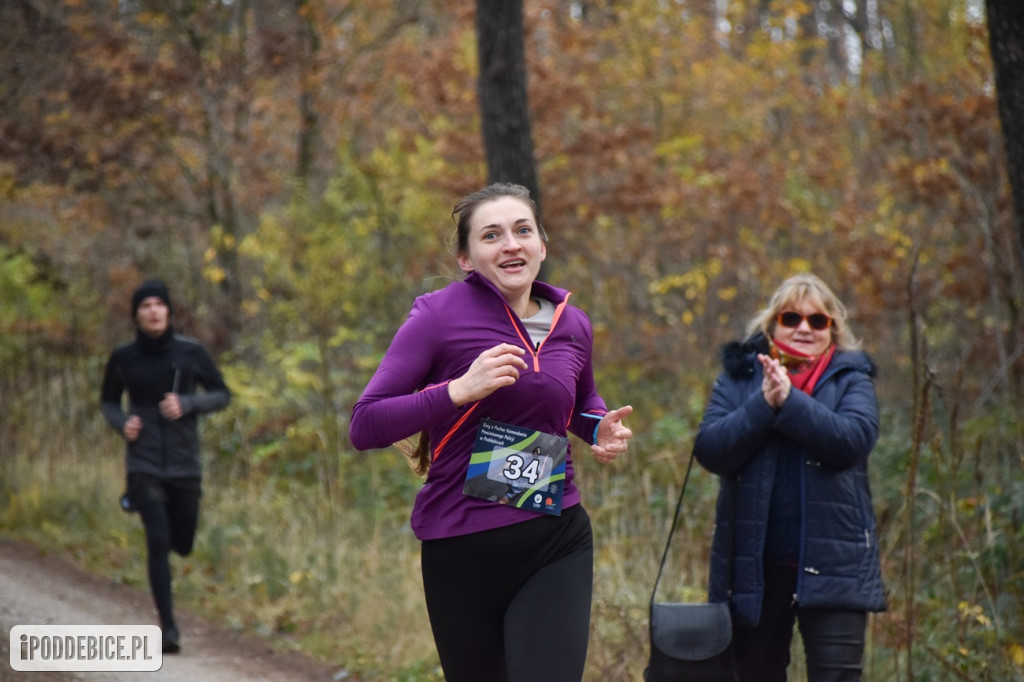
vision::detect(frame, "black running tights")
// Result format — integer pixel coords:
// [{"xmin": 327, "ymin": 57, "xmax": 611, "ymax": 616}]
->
[
  {"xmin": 128, "ymin": 474, "xmax": 201, "ymax": 629},
  {"xmin": 420, "ymin": 504, "xmax": 594, "ymax": 682}
]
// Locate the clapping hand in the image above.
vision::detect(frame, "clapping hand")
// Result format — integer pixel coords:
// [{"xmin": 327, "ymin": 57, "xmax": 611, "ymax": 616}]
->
[{"xmin": 758, "ymin": 354, "xmax": 791, "ymax": 409}]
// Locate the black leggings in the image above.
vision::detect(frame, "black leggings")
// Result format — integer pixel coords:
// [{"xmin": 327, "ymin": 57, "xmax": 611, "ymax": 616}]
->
[
  {"xmin": 420, "ymin": 504, "xmax": 594, "ymax": 682},
  {"xmin": 733, "ymin": 562, "xmax": 868, "ymax": 682},
  {"xmin": 127, "ymin": 473, "xmax": 201, "ymax": 629}
]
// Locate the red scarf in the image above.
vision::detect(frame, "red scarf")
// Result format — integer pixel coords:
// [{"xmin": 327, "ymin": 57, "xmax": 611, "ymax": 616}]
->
[{"xmin": 770, "ymin": 338, "xmax": 835, "ymax": 394}]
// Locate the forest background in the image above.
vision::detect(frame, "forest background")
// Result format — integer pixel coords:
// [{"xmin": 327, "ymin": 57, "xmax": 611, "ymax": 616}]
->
[{"xmin": 2, "ymin": 0, "xmax": 1022, "ymax": 680}]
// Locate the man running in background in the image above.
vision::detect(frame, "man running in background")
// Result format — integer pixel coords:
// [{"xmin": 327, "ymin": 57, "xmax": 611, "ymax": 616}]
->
[{"xmin": 100, "ymin": 279, "xmax": 231, "ymax": 654}]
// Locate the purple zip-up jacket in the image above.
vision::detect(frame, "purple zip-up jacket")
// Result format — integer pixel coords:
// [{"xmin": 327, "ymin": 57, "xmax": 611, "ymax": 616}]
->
[{"xmin": 349, "ymin": 271, "xmax": 608, "ymax": 540}]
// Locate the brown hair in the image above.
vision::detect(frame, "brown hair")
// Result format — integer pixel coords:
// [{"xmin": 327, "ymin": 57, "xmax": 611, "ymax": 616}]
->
[
  {"xmin": 395, "ymin": 432, "xmax": 431, "ymax": 477},
  {"xmin": 405, "ymin": 183, "xmax": 546, "ymax": 476},
  {"xmin": 451, "ymin": 182, "xmax": 546, "ymax": 255}
]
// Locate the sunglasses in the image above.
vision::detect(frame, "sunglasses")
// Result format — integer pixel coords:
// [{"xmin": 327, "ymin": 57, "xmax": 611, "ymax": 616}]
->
[{"xmin": 777, "ymin": 311, "xmax": 832, "ymax": 331}]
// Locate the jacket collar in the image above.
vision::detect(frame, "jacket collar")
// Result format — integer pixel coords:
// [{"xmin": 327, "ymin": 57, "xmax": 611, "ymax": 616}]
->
[
  {"xmin": 135, "ymin": 326, "xmax": 175, "ymax": 355},
  {"xmin": 463, "ymin": 270, "xmax": 570, "ymax": 308},
  {"xmin": 722, "ymin": 332, "xmax": 875, "ymax": 381}
]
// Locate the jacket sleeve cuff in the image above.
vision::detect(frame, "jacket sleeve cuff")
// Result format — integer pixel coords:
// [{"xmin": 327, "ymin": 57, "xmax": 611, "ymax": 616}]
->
[{"xmin": 744, "ymin": 391, "xmax": 777, "ymax": 429}]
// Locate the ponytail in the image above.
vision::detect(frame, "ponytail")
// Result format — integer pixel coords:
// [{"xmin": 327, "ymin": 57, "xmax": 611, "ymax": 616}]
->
[
  {"xmin": 394, "ymin": 431, "xmax": 431, "ymax": 476},
  {"xmin": 411, "ymin": 431, "xmax": 431, "ymax": 476}
]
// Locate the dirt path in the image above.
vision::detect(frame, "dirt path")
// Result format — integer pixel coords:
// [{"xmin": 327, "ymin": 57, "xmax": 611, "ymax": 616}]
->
[{"xmin": 0, "ymin": 538, "xmax": 356, "ymax": 682}]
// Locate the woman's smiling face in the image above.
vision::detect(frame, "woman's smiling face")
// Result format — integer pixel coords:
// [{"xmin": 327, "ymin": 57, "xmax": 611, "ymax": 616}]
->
[
  {"xmin": 457, "ymin": 196, "xmax": 546, "ymax": 308},
  {"xmin": 772, "ymin": 295, "xmax": 833, "ymax": 357}
]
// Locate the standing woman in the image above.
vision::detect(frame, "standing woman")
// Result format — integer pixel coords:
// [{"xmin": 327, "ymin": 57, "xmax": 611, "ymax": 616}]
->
[
  {"xmin": 693, "ymin": 273, "xmax": 886, "ymax": 682},
  {"xmin": 349, "ymin": 183, "xmax": 633, "ymax": 682}
]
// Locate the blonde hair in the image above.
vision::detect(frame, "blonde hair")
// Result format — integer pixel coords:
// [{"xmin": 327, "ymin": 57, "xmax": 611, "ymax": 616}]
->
[{"xmin": 745, "ymin": 273, "xmax": 861, "ymax": 351}]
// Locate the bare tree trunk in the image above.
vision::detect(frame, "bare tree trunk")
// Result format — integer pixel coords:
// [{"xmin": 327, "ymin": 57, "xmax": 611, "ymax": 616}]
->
[
  {"xmin": 474, "ymin": 0, "xmax": 541, "ymax": 216},
  {"xmin": 986, "ymin": 0, "xmax": 1024, "ymax": 256},
  {"xmin": 295, "ymin": 0, "xmax": 320, "ymax": 185},
  {"xmin": 986, "ymin": 0, "xmax": 1024, "ymax": 394}
]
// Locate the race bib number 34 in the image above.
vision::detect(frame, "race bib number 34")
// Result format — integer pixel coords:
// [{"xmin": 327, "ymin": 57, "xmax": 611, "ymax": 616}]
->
[{"xmin": 463, "ymin": 419, "xmax": 568, "ymax": 515}]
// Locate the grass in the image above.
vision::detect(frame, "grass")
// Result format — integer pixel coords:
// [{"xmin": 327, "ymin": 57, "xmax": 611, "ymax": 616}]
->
[
  {"xmin": 0, "ymin": 417, "xmax": 723, "ymax": 680},
  {"xmin": 2, "ymin": 381, "xmax": 1023, "ymax": 681}
]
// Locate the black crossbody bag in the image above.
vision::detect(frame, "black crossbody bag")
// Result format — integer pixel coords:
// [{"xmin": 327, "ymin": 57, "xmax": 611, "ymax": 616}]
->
[{"xmin": 644, "ymin": 448, "xmax": 739, "ymax": 682}]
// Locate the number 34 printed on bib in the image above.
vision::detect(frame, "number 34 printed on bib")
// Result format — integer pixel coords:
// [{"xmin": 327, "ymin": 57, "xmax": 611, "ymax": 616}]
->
[{"xmin": 463, "ymin": 418, "xmax": 568, "ymax": 515}]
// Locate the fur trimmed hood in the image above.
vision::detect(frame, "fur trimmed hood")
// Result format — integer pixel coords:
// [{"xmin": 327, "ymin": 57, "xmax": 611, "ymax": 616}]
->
[
  {"xmin": 720, "ymin": 333, "xmax": 875, "ymax": 380},
  {"xmin": 721, "ymin": 333, "xmax": 769, "ymax": 379}
]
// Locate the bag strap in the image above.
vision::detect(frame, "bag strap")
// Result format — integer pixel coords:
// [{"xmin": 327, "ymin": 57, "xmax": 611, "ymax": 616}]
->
[{"xmin": 650, "ymin": 448, "xmax": 736, "ymax": 606}]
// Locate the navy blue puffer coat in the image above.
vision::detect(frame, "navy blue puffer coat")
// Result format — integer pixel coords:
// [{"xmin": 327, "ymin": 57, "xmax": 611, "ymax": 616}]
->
[{"xmin": 693, "ymin": 334, "xmax": 887, "ymax": 626}]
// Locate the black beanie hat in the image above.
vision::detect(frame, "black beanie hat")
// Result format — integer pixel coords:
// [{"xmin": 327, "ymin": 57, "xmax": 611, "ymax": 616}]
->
[{"xmin": 131, "ymin": 279, "xmax": 173, "ymax": 318}]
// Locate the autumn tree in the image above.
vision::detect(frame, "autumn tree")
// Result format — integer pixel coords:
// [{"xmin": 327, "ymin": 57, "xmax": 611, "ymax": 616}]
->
[
  {"xmin": 475, "ymin": 0, "xmax": 541, "ymax": 213},
  {"xmin": 986, "ymin": 0, "xmax": 1024, "ymax": 271},
  {"xmin": 2, "ymin": 2, "xmax": 1022, "ymax": 674}
]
